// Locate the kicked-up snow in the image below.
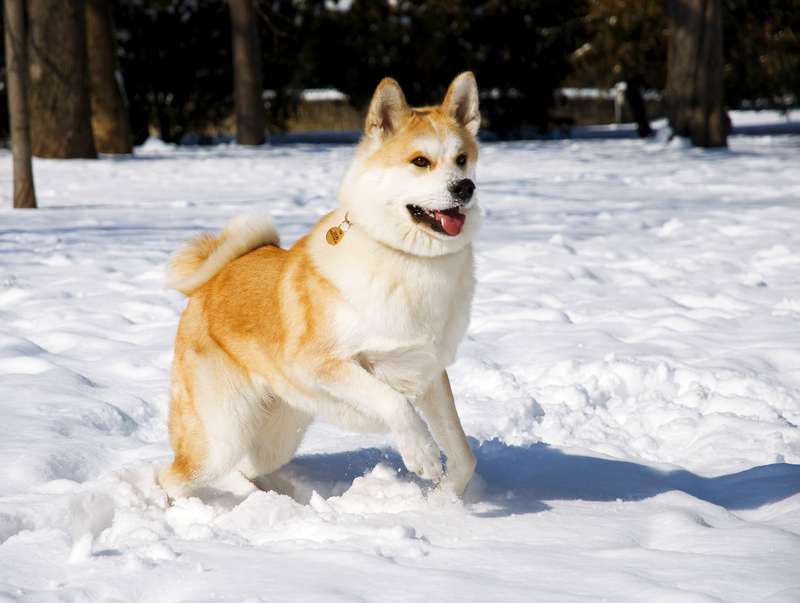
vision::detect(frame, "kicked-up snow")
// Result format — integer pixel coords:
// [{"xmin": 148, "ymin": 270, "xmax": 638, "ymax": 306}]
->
[{"xmin": 1, "ymin": 125, "xmax": 799, "ymax": 602}]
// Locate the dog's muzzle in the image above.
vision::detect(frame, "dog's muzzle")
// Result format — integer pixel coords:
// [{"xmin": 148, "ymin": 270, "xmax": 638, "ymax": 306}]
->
[{"xmin": 448, "ymin": 178, "xmax": 476, "ymax": 205}]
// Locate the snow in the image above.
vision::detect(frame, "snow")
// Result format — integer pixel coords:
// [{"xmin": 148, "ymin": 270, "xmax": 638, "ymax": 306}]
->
[
  {"xmin": 572, "ymin": 110, "xmax": 800, "ymax": 139},
  {"xmin": 1, "ymin": 126, "xmax": 800, "ymax": 602},
  {"xmin": 730, "ymin": 109, "xmax": 799, "ymax": 126},
  {"xmin": 558, "ymin": 86, "xmax": 665, "ymax": 101}
]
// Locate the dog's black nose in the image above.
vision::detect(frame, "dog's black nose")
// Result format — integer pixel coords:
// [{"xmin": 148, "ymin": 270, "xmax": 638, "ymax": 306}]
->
[{"xmin": 448, "ymin": 178, "xmax": 475, "ymax": 203}]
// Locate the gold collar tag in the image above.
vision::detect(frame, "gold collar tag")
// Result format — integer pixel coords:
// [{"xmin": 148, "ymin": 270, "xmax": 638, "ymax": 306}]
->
[{"xmin": 326, "ymin": 214, "xmax": 351, "ymax": 246}]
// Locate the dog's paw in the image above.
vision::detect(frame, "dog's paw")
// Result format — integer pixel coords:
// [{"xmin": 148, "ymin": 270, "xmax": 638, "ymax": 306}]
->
[
  {"xmin": 438, "ymin": 468, "xmax": 474, "ymax": 498},
  {"xmin": 438, "ymin": 450, "xmax": 477, "ymax": 497},
  {"xmin": 398, "ymin": 435, "xmax": 443, "ymax": 482}
]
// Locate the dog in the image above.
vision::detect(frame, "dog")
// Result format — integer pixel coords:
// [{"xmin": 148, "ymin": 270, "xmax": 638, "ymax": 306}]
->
[{"xmin": 159, "ymin": 73, "xmax": 481, "ymax": 501}]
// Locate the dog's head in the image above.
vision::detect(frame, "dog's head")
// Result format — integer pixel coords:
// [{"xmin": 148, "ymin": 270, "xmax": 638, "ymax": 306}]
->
[{"xmin": 338, "ymin": 73, "xmax": 481, "ymax": 257}]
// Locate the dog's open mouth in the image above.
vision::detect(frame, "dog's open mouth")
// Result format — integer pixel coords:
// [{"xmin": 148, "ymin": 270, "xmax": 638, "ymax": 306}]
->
[{"xmin": 407, "ymin": 205, "xmax": 466, "ymax": 236}]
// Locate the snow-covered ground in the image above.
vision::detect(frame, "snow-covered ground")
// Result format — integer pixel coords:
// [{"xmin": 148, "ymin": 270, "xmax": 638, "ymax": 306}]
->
[{"xmin": 1, "ymin": 125, "xmax": 800, "ymax": 602}]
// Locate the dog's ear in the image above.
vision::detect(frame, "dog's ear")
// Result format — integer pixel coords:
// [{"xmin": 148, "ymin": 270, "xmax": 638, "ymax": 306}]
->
[
  {"xmin": 443, "ymin": 72, "xmax": 480, "ymax": 136},
  {"xmin": 366, "ymin": 78, "xmax": 408, "ymax": 138}
]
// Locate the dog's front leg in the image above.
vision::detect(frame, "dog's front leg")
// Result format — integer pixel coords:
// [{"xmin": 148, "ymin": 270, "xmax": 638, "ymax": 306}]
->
[
  {"xmin": 315, "ymin": 361, "xmax": 443, "ymax": 482},
  {"xmin": 415, "ymin": 371, "xmax": 476, "ymax": 497}
]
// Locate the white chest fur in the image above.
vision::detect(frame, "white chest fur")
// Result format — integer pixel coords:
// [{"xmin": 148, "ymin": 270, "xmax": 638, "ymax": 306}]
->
[{"xmin": 312, "ymin": 224, "xmax": 475, "ymax": 397}]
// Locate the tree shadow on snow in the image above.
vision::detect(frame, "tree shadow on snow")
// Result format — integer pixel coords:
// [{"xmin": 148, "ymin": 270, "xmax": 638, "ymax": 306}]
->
[{"xmin": 288, "ymin": 439, "xmax": 800, "ymax": 517}]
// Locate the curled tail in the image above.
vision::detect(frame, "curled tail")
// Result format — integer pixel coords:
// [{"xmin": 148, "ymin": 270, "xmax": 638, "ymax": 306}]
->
[{"xmin": 168, "ymin": 213, "xmax": 280, "ymax": 296}]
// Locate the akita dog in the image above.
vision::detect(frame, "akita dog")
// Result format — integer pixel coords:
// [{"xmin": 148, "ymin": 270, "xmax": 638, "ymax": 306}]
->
[{"xmin": 159, "ymin": 73, "xmax": 481, "ymax": 500}]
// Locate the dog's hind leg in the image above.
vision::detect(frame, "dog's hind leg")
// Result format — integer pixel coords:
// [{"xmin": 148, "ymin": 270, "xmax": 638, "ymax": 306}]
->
[
  {"xmin": 236, "ymin": 396, "xmax": 313, "ymax": 486},
  {"xmin": 158, "ymin": 383, "xmax": 215, "ymax": 501},
  {"xmin": 415, "ymin": 371, "xmax": 476, "ymax": 496},
  {"xmin": 159, "ymin": 345, "xmax": 256, "ymax": 501},
  {"xmin": 159, "ymin": 387, "xmax": 239, "ymax": 501}
]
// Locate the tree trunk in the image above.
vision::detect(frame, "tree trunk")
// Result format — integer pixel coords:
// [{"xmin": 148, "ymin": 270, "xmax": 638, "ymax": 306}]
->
[
  {"xmin": 86, "ymin": 0, "xmax": 133, "ymax": 154},
  {"xmin": 230, "ymin": 0, "xmax": 265, "ymax": 145},
  {"xmin": 666, "ymin": 0, "xmax": 728, "ymax": 147},
  {"xmin": 4, "ymin": 0, "xmax": 37, "ymax": 208},
  {"xmin": 27, "ymin": 0, "xmax": 97, "ymax": 158},
  {"xmin": 625, "ymin": 77, "xmax": 653, "ymax": 138}
]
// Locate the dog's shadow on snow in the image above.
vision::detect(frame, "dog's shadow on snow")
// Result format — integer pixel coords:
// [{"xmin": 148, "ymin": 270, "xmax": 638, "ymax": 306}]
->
[
  {"xmin": 288, "ymin": 439, "xmax": 800, "ymax": 517},
  {"xmin": 464, "ymin": 439, "xmax": 800, "ymax": 517}
]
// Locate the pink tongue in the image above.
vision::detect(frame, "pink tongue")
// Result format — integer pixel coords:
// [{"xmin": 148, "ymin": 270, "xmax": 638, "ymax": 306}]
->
[{"xmin": 434, "ymin": 208, "xmax": 466, "ymax": 236}]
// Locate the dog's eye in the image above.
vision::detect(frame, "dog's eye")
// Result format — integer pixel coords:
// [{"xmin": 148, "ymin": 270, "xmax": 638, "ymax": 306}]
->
[
  {"xmin": 456, "ymin": 154, "xmax": 467, "ymax": 166},
  {"xmin": 412, "ymin": 156, "xmax": 430, "ymax": 168}
]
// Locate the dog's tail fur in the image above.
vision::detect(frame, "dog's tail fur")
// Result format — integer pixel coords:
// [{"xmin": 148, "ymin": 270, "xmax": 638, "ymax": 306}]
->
[{"xmin": 168, "ymin": 213, "xmax": 280, "ymax": 296}]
